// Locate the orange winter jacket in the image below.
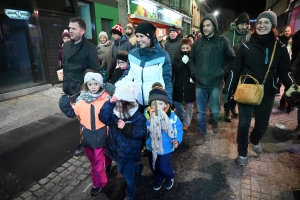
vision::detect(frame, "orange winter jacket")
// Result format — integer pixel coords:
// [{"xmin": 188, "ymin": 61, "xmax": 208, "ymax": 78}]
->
[{"xmin": 72, "ymin": 92, "xmax": 110, "ymax": 130}]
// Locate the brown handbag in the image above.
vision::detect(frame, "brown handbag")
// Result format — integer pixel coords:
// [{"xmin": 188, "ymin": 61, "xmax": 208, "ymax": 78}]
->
[{"xmin": 234, "ymin": 41, "xmax": 277, "ymax": 105}]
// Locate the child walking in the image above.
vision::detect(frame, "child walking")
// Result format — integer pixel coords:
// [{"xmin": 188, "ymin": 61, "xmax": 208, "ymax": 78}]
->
[
  {"xmin": 59, "ymin": 72, "xmax": 111, "ymax": 197},
  {"xmin": 145, "ymin": 82, "xmax": 183, "ymax": 191},
  {"xmin": 99, "ymin": 82, "xmax": 147, "ymax": 200}
]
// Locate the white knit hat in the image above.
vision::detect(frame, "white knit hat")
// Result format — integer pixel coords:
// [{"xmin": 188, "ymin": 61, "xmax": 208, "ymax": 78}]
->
[
  {"xmin": 114, "ymin": 81, "xmax": 140, "ymax": 102},
  {"xmin": 84, "ymin": 72, "xmax": 103, "ymax": 87},
  {"xmin": 99, "ymin": 31, "xmax": 108, "ymax": 39}
]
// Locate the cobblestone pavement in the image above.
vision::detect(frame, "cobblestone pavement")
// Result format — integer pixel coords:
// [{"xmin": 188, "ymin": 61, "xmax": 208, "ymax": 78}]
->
[{"xmin": 12, "ymin": 92, "xmax": 300, "ymax": 200}]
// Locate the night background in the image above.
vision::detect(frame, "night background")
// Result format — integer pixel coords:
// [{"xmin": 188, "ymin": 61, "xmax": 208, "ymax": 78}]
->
[{"xmin": 206, "ymin": 0, "xmax": 267, "ymax": 18}]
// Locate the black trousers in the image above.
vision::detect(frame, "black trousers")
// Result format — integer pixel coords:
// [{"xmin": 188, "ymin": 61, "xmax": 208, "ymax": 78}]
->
[{"xmin": 237, "ymin": 94, "xmax": 275, "ymax": 157}]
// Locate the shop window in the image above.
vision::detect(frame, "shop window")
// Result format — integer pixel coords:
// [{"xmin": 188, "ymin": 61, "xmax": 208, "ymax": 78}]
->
[{"xmin": 78, "ymin": 1, "xmax": 92, "ymax": 39}]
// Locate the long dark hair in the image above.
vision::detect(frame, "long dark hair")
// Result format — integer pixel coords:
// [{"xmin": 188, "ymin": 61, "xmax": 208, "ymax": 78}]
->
[{"xmin": 117, "ymin": 100, "xmax": 136, "ymax": 119}]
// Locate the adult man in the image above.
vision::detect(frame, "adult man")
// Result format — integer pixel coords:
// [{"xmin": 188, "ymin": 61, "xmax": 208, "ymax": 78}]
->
[
  {"xmin": 110, "ymin": 23, "xmax": 132, "ymax": 80},
  {"xmin": 189, "ymin": 14, "xmax": 235, "ymax": 145},
  {"xmin": 62, "ymin": 17, "xmax": 100, "ymax": 156},
  {"xmin": 125, "ymin": 23, "xmax": 136, "ymax": 45},
  {"xmin": 165, "ymin": 25, "xmax": 182, "ymax": 67},
  {"xmin": 222, "ymin": 12, "xmax": 251, "ymax": 122}
]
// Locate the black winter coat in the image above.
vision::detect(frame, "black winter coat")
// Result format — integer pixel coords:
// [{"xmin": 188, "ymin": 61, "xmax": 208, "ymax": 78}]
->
[
  {"xmin": 62, "ymin": 36, "xmax": 100, "ymax": 95},
  {"xmin": 99, "ymin": 101, "xmax": 147, "ymax": 164},
  {"xmin": 224, "ymin": 34, "xmax": 294, "ymax": 95},
  {"xmin": 292, "ymin": 30, "xmax": 300, "ymax": 64},
  {"xmin": 164, "ymin": 36, "xmax": 181, "ymax": 65},
  {"xmin": 291, "ymin": 52, "xmax": 300, "ymax": 84},
  {"xmin": 172, "ymin": 52, "xmax": 195, "ymax": 103}
]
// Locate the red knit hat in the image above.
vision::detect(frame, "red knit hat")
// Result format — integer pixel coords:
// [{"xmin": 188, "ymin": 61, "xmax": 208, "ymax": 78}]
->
[
  {"xmin": 111, "ymin": 23, "xmax": 123, "ymax": 37},
  {"xmin": 62, "ymin": 29, "xmax": 70, "ymax": 38}
]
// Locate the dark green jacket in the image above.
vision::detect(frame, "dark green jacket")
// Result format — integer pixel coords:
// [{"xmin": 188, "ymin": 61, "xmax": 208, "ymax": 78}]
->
[
  {"xmin": 222, "ymin": 22, "xmax": 250, "ymax": 53},
  {"xmin": 189, "ymin": 14, "xmax": 235, "ymax": 88}
]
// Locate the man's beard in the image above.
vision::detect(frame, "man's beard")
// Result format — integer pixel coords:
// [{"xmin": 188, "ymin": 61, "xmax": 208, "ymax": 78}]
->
[{"xmin": 126, "ymin": 32, "xmax": 132, "ymax": 37}]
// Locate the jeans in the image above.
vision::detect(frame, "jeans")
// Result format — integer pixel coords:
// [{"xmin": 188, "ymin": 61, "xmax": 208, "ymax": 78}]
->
[
  {"xmin": 174, "ymin": 101, "xmax": 194, "ymax": 126},
  {"xmin": 195, "ymin": 86, "xmax": 222, "ymax": 134},
  {"xmin": 84, "ymin": 147, "xmax": 112, "ymax": 188},
  {"xmin": 237, "ymin": 94, "xmax": 275, "ymax": 157},
  {"xmin": 147, "ymin": 152, "xmax": 175, "ymax": 184},
  {"xmin": 117, "ymin": 162, "xmax": 141, "ymax": 197}
]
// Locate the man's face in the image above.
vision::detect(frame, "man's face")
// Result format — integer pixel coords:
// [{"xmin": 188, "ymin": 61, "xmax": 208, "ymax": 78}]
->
[
  {"xmin": 111, "ymin": 33, "xmax": 121, "ymax": 41},
  {"xmin": 69, "ymin": 22, "xmax": 85, "ymax": 42},
  {"xmin": 169, "ymin": 31, "xmax": 178, "ymax": 39},
  {"xmin": 202, "ymin": 20, "xmax": 215, "ymax": 37},
  {"xmin": 125, "ymin": 28, "xmax": 132, "ymax": 35},
  {"xmin": 237, "ymin": 23, "xmax": 249, "ymax": 33}
]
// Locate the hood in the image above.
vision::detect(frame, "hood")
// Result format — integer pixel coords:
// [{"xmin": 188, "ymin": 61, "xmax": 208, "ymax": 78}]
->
[
  {"xmin": 200, "ymin": 14, "xmax": 218, "ymax": 37},
  {"xmin": 228, "ymin": 22, "xmax": 249, "ymax": 35}
]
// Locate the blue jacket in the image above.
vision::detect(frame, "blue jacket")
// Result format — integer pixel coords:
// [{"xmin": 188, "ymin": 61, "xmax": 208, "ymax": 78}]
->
[
  {"xmin": 145, "ymin": 111, "xmax": 183, "ymax": 155},
  {"xmin": 99, "ymin": 101, "xmax": 147, "ymax": 164},
  {"xmin": 115, "ymin": 37, "xmax": 173, "ymax": 105}
]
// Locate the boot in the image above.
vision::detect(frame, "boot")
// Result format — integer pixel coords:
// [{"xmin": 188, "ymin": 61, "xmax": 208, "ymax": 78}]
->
[
  {"xmin": 230, "ymin": 100, "xmax": 238, "ymax": 118},
  {"xmin": 224, "ymin": 109, "xmax": 232, "ymax": 122},
  {"xmin": 195, "ymin": 131, "xmax": 206, "ymax": 146}
]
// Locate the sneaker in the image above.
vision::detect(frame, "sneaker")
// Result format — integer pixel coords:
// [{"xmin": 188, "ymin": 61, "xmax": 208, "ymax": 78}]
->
[
  {"xmin": 183, "ymin": 126, "xmax": 189, "ymax": 131},
  {"xmin": 141, "ymin": 147, "xmax": 148, "ymax": 156},
  {"xmin": 195, "ymin": 132, "xmax": 206, "ymax": 146},
  {"xmin": 74, "ymin": 144, "xmax": 84, "ymax": 157},
  {"xmin": 252, "ymin": 143, "xmax": 262, "ymax": 154},
  {"xmin": 124, "ymin": 196, "xmax": 134, "ymax": 200},
  {"xmin": 212, "ymin": 122, "xmax": 219, "ymax": 134},
  {"xmin": 153, "ymin": 182, "xmax": 162, "ymax": 191},
  {"xmin": 135, "ymin": 164, "xmax": 143, "ymax": 178},
  {"xmin": 235, "ymin": 156, "xmax": 247, "ymax": 166},
  {"xmin": 165, "ymin": 179, "xmax": 174, "ymax": 190},
  {"xmin": 90, "ymin": 187, "xmax": 101, "ymax": 196},
  {"xmin": 278, "ymin": 105, "xmax": 287, "ymax": 112}
]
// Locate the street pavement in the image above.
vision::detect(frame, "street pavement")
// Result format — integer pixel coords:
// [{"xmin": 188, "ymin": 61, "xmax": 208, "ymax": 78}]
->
[{"xmin": 1, "ymin": 86, "xmax": 300, "ymax": 200}]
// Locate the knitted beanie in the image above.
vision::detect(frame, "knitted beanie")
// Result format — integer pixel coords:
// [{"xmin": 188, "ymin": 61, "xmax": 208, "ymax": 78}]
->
[
  {"xmin": 84, "ymin": 72, "xmax": 103, "ymax": 87},
  {"xmin": 62, "ymin": 29, "xmax": 70, "ymax": 38},
  {"xmin": 169, "ymin": 25, "xmax": 178, "ymax": 33},
  {"xmin": 111, "ymin": 23, "xmax": 123, "ymax": 37},
  {"xmin": 235, "ymin": 12, "xmax": 250, "ymax": 25},
  {"xmin": 135, "ymin": 22, "xmax": 157, "ymax": 39},
  {"xmin": 125, "ymin": 23, "xmax": 134, "ymax": 31},
  {"xmin": 148, "ymin": 82, "xmax": 168, "ymax": 106},
  {"xmin": 99, "ymin": 31, "xmax": 108, "ymax": 39},
  {"xmin": 116, "ymin": 51, "xmax": 128, "ymax": 62},
  {"xmin": 114, "ymin": 81, "xmax": 137, "ymax": 102},
  {"xmin": 187, "ymin": 34, "xmax": 195, "ymax": 39},
  {"xmin": 257, "ymin": 11, "xmax": 277, "ymax": 28}
]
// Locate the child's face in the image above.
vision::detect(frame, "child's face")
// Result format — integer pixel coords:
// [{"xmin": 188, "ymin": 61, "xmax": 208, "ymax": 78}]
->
[
  {"xmin": 87, "ymin": 80, "xmax": 100, "ymax": 94},
  {"xmin": 181, "ymin": 44, "xmax": 191, "ymax": 52},
  {"xmin": 117, "ymin": 60, "xmax": 128, "ymax": 69},
  {"xmin": 63, "ymin": 37, "xmax": 70, "ymax": 43},
  {"xmin": 151, "ymin": 100, "xmax": 166, "ymax": 110}
]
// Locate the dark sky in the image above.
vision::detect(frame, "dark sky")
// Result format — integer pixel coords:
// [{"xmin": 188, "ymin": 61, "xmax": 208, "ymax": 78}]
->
[{"xmin": 206, "ymin": 0, "xmax": 266, "ymax": 19}]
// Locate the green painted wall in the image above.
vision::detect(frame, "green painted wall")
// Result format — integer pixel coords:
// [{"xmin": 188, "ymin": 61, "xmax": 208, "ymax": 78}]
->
[{"xmin": 94, "ymin": 3, "xmax": 119, "ymax": 42}]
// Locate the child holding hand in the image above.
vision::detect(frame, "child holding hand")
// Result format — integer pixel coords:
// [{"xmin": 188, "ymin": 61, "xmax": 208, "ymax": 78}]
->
[
  {"xmin": 145, "ymin": 82, "xmax": 183, "ymax": 191},
  {"xmin": 99, "ymin": 81, "xmax": 147, "ymax": 200}
]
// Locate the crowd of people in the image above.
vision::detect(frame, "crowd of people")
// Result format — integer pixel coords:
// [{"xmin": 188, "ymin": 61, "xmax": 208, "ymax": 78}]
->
[{"xmin": 57, "ymin": 8, "xmax": 300, "ymax": 199}]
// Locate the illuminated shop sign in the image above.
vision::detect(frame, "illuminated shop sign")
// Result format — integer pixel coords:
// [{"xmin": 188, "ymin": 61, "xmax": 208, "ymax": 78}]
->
[
  {"xmin": 5, "ymin": 9, "xmax": 31, "ymax": 20},
  {"xmin": 130, "ymin": 0, "xmax": 187, "ymax": 26}
]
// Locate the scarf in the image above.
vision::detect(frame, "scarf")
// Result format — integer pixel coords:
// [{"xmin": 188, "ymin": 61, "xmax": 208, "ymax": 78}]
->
[
  {"xmin": 252, "ymin": 32, "xmax": 276, "ymax": 47},
  {"xmin": 113, "ymin": 101, "xmax": 139, "ymax": 119},
  {"xmin": 148, "ymin": 108, "xmax": 175, "ymax": 170},
  {"xmin": 80, "ymin": 89, "xmax": 104, "ymax": 103}
]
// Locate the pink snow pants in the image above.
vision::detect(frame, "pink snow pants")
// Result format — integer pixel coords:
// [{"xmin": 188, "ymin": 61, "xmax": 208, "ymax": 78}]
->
[{"xmin": 84, "ymin": 146, "xmax": 112, "ymax": 188}]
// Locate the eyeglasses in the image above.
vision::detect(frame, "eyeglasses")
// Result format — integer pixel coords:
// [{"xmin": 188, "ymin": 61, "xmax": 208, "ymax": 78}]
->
[
  {"xmin": 117, "ymin": 60, "xmax": 126, "ymax": 65},
  {"xmin": 256, "ymin": 21, "xmax": 271, "ymax": 26}
]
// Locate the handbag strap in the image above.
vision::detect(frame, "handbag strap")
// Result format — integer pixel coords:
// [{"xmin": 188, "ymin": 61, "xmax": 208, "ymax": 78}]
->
[{"xmin": 262, "ymin": 41, "xmax": 277, "ymax": 84}]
